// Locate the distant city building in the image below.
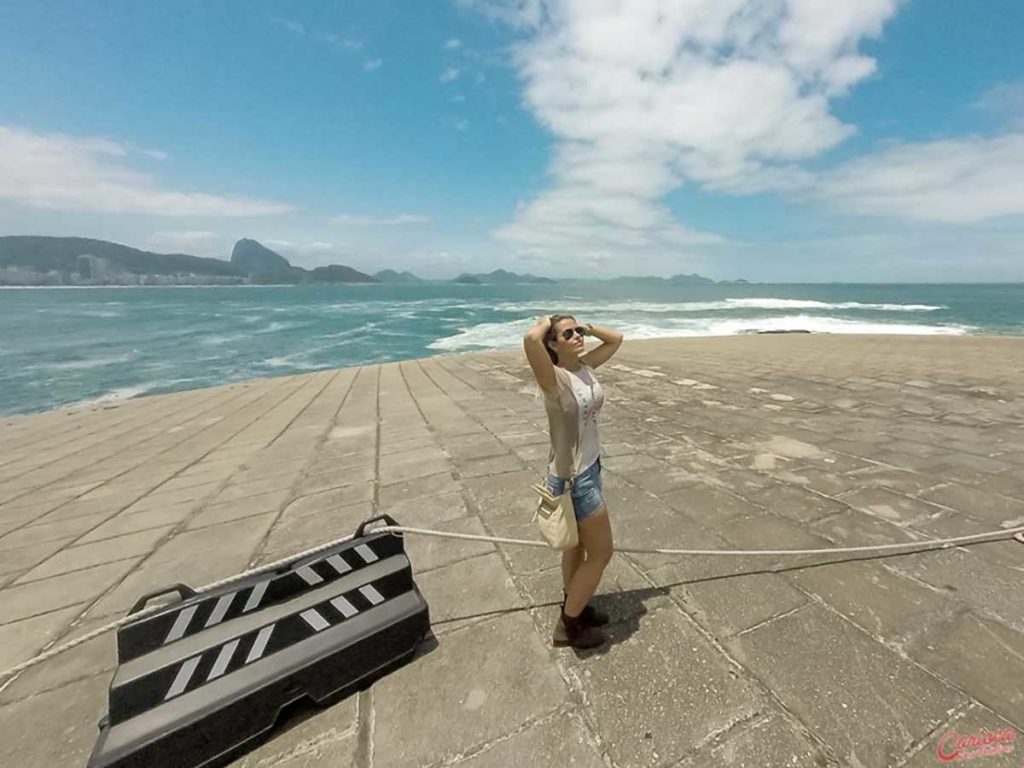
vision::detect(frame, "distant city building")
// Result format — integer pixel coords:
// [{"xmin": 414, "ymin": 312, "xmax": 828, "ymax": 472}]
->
[{"xmin": 76, "ymin": 254, "xmax": 108, "ymax": 281}]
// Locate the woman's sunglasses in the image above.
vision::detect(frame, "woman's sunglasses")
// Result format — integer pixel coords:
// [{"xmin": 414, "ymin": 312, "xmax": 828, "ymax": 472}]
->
[{"xmin": 558, "ymin": 326, "xmax": 587, "ymax": 341}]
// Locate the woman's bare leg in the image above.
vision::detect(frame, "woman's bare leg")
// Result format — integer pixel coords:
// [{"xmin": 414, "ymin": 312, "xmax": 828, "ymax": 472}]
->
[
  {"xmin": 561, "ymin": 542, "xmax": 585, "ymax": 593},
  {"xmin": 563, "ymin": 509, "xmax": 613, "ymax": 617}
]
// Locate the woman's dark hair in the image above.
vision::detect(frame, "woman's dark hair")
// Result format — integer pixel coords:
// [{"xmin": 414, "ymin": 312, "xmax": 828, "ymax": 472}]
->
[{"xmin": 544, "ymin": 314, "xmax": 576, "ymax": 365}]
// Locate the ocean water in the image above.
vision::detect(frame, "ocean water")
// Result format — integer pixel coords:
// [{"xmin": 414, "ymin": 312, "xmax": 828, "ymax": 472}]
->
[{"xmin": 1, "ymin": 282, "xmax": 1022, "ymax": 415}]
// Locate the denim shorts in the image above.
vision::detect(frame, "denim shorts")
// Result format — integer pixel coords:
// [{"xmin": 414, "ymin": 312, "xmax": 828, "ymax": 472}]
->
[{"xmin": 546, "ymin": 457, "xmax": 605, "ymax": 522}]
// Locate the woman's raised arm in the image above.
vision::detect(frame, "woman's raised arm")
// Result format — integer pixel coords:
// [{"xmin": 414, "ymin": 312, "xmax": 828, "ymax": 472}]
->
[{"xmin": 523, "ymin": 315, "xmax": 558, "ymax": 393}]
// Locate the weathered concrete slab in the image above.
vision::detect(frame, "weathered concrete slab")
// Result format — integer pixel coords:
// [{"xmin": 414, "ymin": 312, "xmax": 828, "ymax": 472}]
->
[
  {"xmin": 678, "ymin": 711, "xmax": 831, "ymax": 768},
  {"xmin": 726, "ymin": 603, "xmax": 967, "ymax": 767},
  {"xmin": 0, "ymin": 335, "xmax": 1022, "ymax": 768},
  {"xmin": 907, "ymin": 611, "xmax": 1024, "ymax": 727},
  {"xmin": 371, "ymin": 612, "xmax": 571, "ymax": 768},
  {"xmin": 573, "ymin": 605, "xmax": 765, "ymax": 767}
]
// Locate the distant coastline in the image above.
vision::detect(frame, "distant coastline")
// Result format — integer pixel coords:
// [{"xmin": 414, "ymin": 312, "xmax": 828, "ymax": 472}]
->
[{"xmin": 0, "ymin": 235, "xmax": 734, "ymax": 287}]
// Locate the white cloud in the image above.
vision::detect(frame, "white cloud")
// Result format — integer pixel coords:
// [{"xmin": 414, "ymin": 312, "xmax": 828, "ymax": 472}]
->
[
  {"xmin": 0, "ymin": 125, "xmax": 293, "ymax": 217},
  {"xmin": 815, "ymin": 133, "xmax": 1024, "ymax": 223},
  {"xmin": 445, "ymin": 38, "xmax": 463, "ymax": 50},
  {"xmin": 265, "ymin": 240, "xmax": 336, "ymax": 253},
  {"xmin": 472, "ymin": 0, "xmax": 899, "ymax": 259},
  {"xmin": 331, "ymin": 213, "xmax": 431, "ymax": 226},
  {"xmin": 335, "ymin": 37, "xmax": 363, "ymax": 51},
  {"xmin": 280, "ymin": 19, "xmax": 305, "ymax": 36},
  {"xmin": 440, "ymin": 67, "xmax": 461, "ymax": 83},
  {"xmin": 364, "ymin": 58, "xmax": 383, "ymax": 71},
  {"xmin": 974, "ymin": 81, "xmax": 1024, "ymax": 128}
]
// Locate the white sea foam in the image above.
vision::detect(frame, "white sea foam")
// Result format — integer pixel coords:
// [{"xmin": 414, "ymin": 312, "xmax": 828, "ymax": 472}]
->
[
  {"xmin": 69, "ymin": 383, "xmax": 159, "ymax": 408},
  {"xmin": 493, "ymin": 298, "xmax": 944, "ymax": 314},
  {"xmin": 253, "ymin": 321, "xmax": 305, "ymax": 334},
  {"xmin": 428, "ymin": 314, "xmax": 969, "ymax": 352},
  {"xmin": 35, "ymin": 353, "xmax": 137, "ymax": 371}
]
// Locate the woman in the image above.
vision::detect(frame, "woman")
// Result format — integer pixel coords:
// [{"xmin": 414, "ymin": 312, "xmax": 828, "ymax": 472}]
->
[{"xmin": 523, "ymin": 314, "xmax": 624, "ymax": 648}]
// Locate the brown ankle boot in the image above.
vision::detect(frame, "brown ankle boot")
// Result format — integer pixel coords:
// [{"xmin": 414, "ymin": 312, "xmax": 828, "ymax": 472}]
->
[
  {"xmin": 553, "ymin": 608, "xmax": 607, "ymax": 649},
  {"xmin": 562, "ymin": 591, "xmax": 610, "ymax": 627}
]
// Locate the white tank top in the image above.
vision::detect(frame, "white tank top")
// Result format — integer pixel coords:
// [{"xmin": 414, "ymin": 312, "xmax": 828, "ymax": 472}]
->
[{"xmin": 564, "ymin": 364, "xmax": 604, "ymax": 472}]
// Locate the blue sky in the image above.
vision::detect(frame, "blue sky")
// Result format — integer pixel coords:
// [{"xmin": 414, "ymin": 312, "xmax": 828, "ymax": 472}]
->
[{"xmin": 1, "ymin": 0, "xmax": 1022, "ymax": 281}]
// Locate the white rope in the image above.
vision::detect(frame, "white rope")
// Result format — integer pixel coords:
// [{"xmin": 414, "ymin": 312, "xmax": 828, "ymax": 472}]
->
[
  {"xmin": 377, "ymin": 524, "xmax": 1024, "ymax": 556},
  {"xmin": 2, "ymin": 523, "xmax": 1022, "ymax": 684}
]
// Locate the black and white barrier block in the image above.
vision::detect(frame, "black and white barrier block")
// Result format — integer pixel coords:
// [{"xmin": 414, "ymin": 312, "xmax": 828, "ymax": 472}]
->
[{"xmin": 88, "ymin": 514, "xmax": 430, "ymax": 768}]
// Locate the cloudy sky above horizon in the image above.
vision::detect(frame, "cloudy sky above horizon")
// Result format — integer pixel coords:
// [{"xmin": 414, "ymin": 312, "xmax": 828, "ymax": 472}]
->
[{"xmin": 1, "ymin": 0, "xmax": 1023, "ymax": 282}]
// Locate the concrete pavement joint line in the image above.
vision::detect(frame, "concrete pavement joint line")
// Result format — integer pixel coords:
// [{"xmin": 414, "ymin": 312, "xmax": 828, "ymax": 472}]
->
[
  {"xmin": 0, "ymin": 381, "xmax": 272, "ymax": 537},
  {"xmin": 0, "ymin": 381, "xmax": 237, "ymax": 503},
  {"xmin": 0, "ymin": 393, "xmax": 184, "ymax": 476},
  {"xmin": 0, "ymin": 384, "xmax": 215, "ymax": 472},
  {"xmin": 8, "ymin": 375, "xmax": 322, "ymax": 665},
  {"xmin": 890, "ymin": 701, "xmax": 977, "ymax": 768},
  {"xmin": 879, "ymin": 558, "xmax": 1024, "ymax": 642},
  {"xmin": 1, "ymin": 408, "xmax": 290, "ymax": 665},
  {"xmin": 420, "ymin": 703, "xmax": 578, "ymax": 768},
  {"xmin": 734, "ymin": 602, "xmax": 811, "ymax": 638},
  {"xmin": 612, "ymin": 553, "xmax": 848, "ymax": 768},
  {"xmin": 267, "ymin": 369, "xmax": 344, "ymax": 449},
  {"xmin": 356, "ymin": 363, "xmax": 382, "ymax": 768},
  {"xmin": 754, "ymin": 570, "xmax": 1012, "ymax": 737},
  {"xmin": 1, "ymin": 378, "xmax": 294, "ymax": 563},
  {"xmin": 247, "ymin": 368, "xmax": 357, "ymax": 567},
  {"xmin": 373, "ymin": 365, "xmax": 382, "ymax": 514},
  {"xmin": 0, "ymin": 381, "xmax": 291, "ymax": 595},
  {"xmin": 354, "ymin": 686, "xmax": 374, "ymax": 768},
  {"xmin": 671, "ymin": 709, "xmax": 778, "ymax": 768}
]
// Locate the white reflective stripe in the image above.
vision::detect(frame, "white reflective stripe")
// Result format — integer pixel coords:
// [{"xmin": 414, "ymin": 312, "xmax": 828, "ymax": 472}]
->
[
  {"xmin": 295, "ymin": 565, "xmax": 323, "ymax": 585},
  {"xmin": 243, "ymin": 581, "xmax": 269, "ymax": 613},
  {"xmin": 301, "ymin": 608, "xmax": 330, "ymax": 632},
  {"xmin": 354, "ymin": 544, "xmax": 378, "ymax": 563},
  {"xmin": 326, "ymin": 554, "xmax": 351, "ymax": 574},
  {"xmin": 359, "ymin": 584, "xmax": 384, "ymax": 605},
  {"xmin": 164, "ymin": 605, "xmax": 198, "ymax": 644},
  {"xmin": 330, "ymin": 596, "xmax": 358, "ymax": 618},
  {"xmin": 165, "ymin": 656, "xmax": 201, "ymax": 699},
  {"xmin": 204, "ymin": 593, "xmax": 236, "ymax": 627},
  {"xmin": 207, "ymin": 639, "xmax": 240, "ymax": 681},
  {"xmin": 246, "ymin": 625, "xmax": 274, "ymax": 663}
]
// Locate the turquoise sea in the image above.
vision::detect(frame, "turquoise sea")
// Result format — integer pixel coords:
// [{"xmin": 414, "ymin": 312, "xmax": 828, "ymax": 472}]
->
[{"xmin": 1, "ymin": 282, "xmax": 1022, "ymax": 415}]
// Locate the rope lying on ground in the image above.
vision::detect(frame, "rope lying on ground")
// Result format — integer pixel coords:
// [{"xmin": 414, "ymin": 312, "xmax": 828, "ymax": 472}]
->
[{"xmin": 2, "ymin": 523, "xmax": 1022, "ymax": 685}]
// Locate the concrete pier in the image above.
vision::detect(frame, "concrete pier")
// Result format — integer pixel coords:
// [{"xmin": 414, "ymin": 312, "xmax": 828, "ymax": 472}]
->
[{"xmin": 1, "ymin": 334, "xmax": 1022, "ymax": 767}]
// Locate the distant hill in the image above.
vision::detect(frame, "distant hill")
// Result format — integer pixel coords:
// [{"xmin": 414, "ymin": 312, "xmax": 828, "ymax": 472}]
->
[
  {"xmin": 374, "ymin": 269, "xmax": 423, "ymax": 283},
  {"xmin": 231, "ymin": 239, "xmax": 291, "ymax": 274},
  {"xmin": 0, "ymin": 236, "xmax": 244, "ymax": 277},
  {"xmin": 609, "ymin": 273, "xmax": 716, "ymax": 285},
  {"xmin": 453, "ymin": 269, "xmax": 555, "ymax": 285},
  {"xmin": 0, "ymin": 235, "xmax": 377, "ymax": 285},
  {"xmin": 667, "ymin": 273, "xmax": 715, "ymax": 285},
  {"xmin": 229, "ymin": 239, "xmax": 375, "ymax": 284},
  {"xmin": 309, "ymin": 264, "xmax": 376, "ymax": 283}
]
